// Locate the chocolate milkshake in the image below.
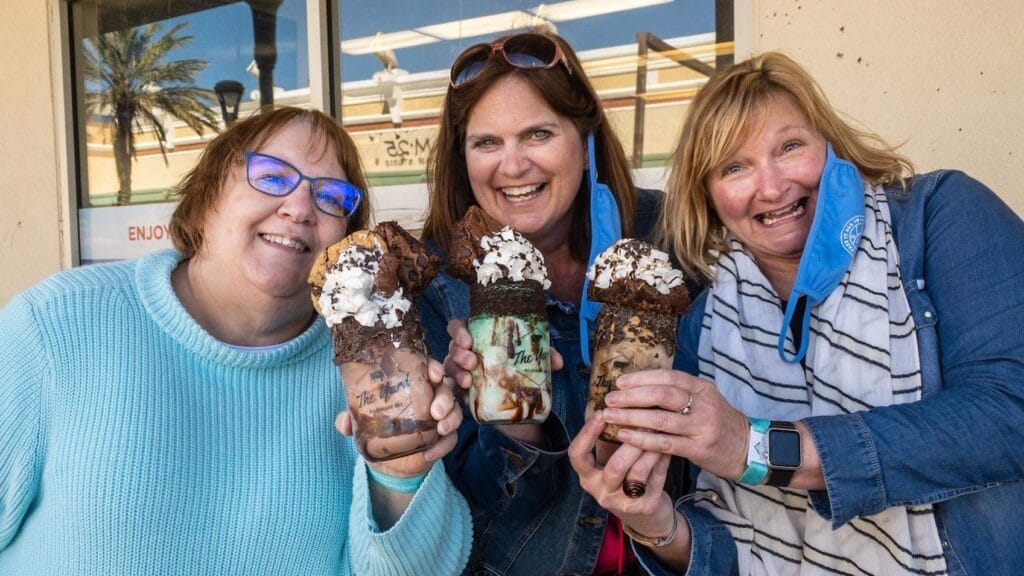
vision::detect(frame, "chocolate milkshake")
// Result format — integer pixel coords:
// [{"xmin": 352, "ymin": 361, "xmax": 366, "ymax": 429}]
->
[
  {"xmin": 584, "ymin": 239, "xmax": 690, "ymax": 442},
  {"xmin": 309, "ymin": 223, "xmax": 441, "ymax": 462}
]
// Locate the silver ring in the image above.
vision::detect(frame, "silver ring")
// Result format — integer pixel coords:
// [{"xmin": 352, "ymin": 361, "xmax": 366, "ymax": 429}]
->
[{"xmin": 680, "ymin": 392, "xmax": 693, "ymax": 415}]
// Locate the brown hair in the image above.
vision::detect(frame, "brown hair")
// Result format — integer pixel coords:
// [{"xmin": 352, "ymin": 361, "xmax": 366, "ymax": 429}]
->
[
  {"xmin": 659, "ymin": 51, "xmax": 914, "ymax": 280},
  {"xmin": 421, "ymin": 30, "xmax": 635, "ymax": 261},
  {"xmin": 169, "ymin": 106, "xmax": 371, "ymax": 257}
]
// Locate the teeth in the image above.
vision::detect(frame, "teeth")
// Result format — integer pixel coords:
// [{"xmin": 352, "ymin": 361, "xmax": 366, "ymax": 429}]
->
[
  {"xmin": 501, "ymin": 184, "xmax": 542, "ymax": 198},
  {"xmin": 759, "ymin": 201, "xmax": 804, "ymax": 226},
  {"xmin": 763, "ymin": 203, "xmax": 797, "ymax": 217},
  {"xmin": 261, "ymin": 233, "xmax": 308, "ymax": 252}
]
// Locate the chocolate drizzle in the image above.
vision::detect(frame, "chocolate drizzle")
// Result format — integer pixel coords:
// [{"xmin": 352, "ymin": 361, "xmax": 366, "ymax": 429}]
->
[
  {"xmin": 354, "ymin": 413, "xmax": 436, "ymax": 439},
  {"xmin": 473, "ymin": 376, "xmax": 547, "ymax": 424}
]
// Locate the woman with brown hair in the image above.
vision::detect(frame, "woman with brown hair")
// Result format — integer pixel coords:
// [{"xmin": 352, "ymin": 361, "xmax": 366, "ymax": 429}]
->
[
  {"xmin": 420, "ymin": 30, "xmax": 694, "ymax": 575},
  {"xmin": 572, "ymin": 52, "xmax": 1024, "ymax": 575},
  {"xmin": 0, "ymin": 106, "xmax": 471, "ymax": 575}
]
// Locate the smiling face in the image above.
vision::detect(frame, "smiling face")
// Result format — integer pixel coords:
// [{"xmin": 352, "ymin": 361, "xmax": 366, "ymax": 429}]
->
[
  {"xmin": 196, "ymin": 120, "xmax": 350, "ymax": 302},
  {"xmin": 464, "ymin": 74, "xmax": 586, "ymax": 251},
  {"xmin": 705, "ymin": 92, "xmax": 827, "ymax": 276}
]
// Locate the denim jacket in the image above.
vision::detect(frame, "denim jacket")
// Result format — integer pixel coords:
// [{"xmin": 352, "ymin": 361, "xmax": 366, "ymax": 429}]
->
[
  {"xmin": 421, "ymin": 189, "xmax": 686, "ymax": 575},
  {"xmin": 637, "ymin": 171, "xmax": 1024, "ymax": 575}
]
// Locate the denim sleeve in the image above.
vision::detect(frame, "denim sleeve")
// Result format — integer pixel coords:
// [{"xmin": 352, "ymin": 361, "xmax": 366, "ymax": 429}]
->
[
  {"xmin": 633, "ymin": 500, "xmax": 738, "ymax": 576},
  {"xmin": 673, "ymin": 290, "xmax": 707, "ymax": 376},
  {"xmin": 418, "ymin": 282, "xmax": 454, "ymax": 365},
  {"xmin": 806, "ymin": 171, "xmax": 1024, "ymax": 526},
  {"xmin": 445, "ymin": 409, "xmax": 571, "ymax": 520}
]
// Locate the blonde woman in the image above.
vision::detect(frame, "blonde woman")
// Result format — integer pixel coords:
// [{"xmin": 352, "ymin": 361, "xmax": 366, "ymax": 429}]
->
[{"xmin": 571, "ymin": 52, "xmax": 1024, "ymax": 575}]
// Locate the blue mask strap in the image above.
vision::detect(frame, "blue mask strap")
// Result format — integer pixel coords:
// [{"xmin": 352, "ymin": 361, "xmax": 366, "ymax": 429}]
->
[
  {"xmin": 579, "ymin": 132, "xmax": 621, "ymax": 367},
  {"xmin": 778, "ymin": 295, "xmax": 811, "ymax": 364},
  {"xmin": 587, "ymin": 131, "xmax": 600, "ymax": 188}
]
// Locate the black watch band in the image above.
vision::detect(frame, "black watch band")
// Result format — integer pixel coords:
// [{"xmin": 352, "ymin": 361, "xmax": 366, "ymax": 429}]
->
[
  {"xmin": 764, "ymin": 421, "xmax": 801, "ymax": 487},
  {"xmin": 765, "ymin": 466, "xmax": 797, "ymax": 488}
]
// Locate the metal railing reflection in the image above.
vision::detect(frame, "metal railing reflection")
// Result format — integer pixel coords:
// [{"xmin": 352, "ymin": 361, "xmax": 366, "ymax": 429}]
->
[{"xmin": 632, "ymin": 31, "xmax": 717, "ymax": 168}]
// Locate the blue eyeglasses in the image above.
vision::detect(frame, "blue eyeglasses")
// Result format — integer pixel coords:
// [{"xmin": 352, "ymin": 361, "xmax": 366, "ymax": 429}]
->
[
  {"xmin": 450, "ymin": 33, "xmax": 571, "ymax": 88},
  {"xmin": 245, "ymin": 151, "xmax": 363, "ymax": 218}
]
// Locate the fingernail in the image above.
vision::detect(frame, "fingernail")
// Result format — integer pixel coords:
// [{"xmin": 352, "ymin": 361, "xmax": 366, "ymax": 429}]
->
[{"xmin": 424, "ymin": 451, "xmax": 436, "ymax": 462}]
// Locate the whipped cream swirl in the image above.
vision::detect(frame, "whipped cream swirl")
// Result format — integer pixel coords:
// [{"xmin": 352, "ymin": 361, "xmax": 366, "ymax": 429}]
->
[
  {"xmin": 318, "ymin": 244, "xmax": 410, "ymax": 328},
  {"xmin": 475, "ymin": 227, "xmax": 551, "ymax": 289},
  {"xmin": 588, "ymin": 238, "xmax": 684, "ymax": 294}
]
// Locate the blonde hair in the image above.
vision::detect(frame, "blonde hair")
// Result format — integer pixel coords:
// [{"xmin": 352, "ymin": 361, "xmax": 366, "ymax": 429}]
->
[{"xmin": 659, "ymin": 51, "xmax": 914, "ymax": 280}]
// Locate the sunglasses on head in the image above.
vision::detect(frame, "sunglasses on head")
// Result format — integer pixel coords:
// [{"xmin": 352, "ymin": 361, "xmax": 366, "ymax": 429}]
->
[
  {"xmin": 450, "ymin": 32, "xmax": 571, "ymax": 88},
  {"xmin": 244, "ymin": 151, "xmax": 363, "ymax": 219}
]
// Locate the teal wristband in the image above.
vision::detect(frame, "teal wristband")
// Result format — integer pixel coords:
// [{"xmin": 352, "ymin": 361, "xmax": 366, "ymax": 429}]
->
[
  {"xmin": 737, "ymin": 418, "xmax": 769, "ymax": 486},
  {"xmin": 365, "ymin": 464, "xmax": 428, "ymax": 494}
]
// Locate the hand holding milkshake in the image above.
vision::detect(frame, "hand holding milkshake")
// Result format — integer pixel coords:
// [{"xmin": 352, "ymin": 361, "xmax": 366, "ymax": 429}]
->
[
  {"xmin": 309, "ymin": 222, "xmax": 441, "ymax": 462},
  {"xmin": 448, "ymin": 207, "xmax": 553, "ymax": 425},
  {"xmin": 584, "ymin": 239, "xmax": 690, "ymax": 442}
]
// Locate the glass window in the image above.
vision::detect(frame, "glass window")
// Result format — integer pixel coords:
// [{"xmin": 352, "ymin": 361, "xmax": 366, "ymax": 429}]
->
[
  {"xmin": 66, "ymin": 0, "xmax": 734, "ymax": 262},
  {"xmin": 68, "ymin": 0, "xmax": 315, "ymax": 262}
]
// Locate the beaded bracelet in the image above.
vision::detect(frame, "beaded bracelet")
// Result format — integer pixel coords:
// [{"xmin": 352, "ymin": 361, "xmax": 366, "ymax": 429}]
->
[{"xmin": 365, "ymin": 464, "xmax": 428, "ymax": 494}]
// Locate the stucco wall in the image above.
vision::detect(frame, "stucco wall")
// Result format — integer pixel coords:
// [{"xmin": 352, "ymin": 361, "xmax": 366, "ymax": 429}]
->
[
  {"xmin": 0, "ymin": 1, "xmax": 66, "ymax": 305},
  {"xmin": 746, "ymin": 0, "xmax": 1023, "ymax": 214}
]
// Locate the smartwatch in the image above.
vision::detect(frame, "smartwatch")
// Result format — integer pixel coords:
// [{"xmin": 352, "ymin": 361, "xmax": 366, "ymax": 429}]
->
[
  {"xmin": 738, "ymin": 419, "xmax": 802, "ymax": 487},
  {"xmin": 764, "ymin": 421, "xmax": 802, "ymax": 487}
]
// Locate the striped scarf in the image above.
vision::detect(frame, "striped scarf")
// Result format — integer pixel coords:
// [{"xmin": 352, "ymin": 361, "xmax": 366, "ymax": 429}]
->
[{"xmin": 695, "ymin": 184, "xmax": 947, "ymax": 576}]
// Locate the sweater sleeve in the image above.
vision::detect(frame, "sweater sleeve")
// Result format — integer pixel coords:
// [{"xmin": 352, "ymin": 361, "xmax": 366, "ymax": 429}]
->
[
  {"xmin": 348, "ymin": 460, "xmax": 471, "ymax": 576},
  {"xmin": 0, "ymin": 295, "xmax": 45, "ymax": 551}
]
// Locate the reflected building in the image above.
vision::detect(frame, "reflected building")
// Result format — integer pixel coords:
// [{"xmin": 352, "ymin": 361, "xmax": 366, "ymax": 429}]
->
[{"xmin": 70, "ymin": 0, "xmax": 734, "ymax": 260}]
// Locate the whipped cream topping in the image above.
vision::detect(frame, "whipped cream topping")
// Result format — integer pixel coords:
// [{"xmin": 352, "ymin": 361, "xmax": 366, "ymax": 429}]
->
[
  {"xmin": 475, "ymin": 226, "xmax": 551, "ymax": 289},
  {"xmin": 587, "ymin": 239, "xmax": 684, "ymax": 294},
  {"xmin": 318, "ymin": 244, "xmax": 411, "ymax": 328}
]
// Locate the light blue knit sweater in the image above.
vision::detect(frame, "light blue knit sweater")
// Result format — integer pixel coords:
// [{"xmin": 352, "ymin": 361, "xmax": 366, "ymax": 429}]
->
[{"xmin": 0, "ymin": 249, "xmax": 471, "ymax": 575}]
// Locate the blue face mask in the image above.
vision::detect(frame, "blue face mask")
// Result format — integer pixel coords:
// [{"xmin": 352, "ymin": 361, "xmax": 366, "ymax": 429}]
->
[
  {"xmin": 579, "ymin": 132, "xmax": 622, "ymax": 367},
  {"xmin": 778, "ymin": 142, "xmax": 864, "ymax": 363}
]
